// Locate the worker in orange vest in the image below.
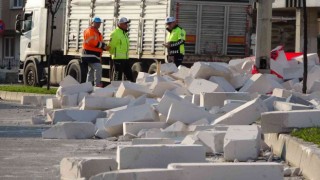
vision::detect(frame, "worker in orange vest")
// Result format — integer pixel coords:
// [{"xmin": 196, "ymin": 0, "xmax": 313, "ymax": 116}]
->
[{"xmin": 82, "ymin": 17, "xmax": 107, "ymax": 87}]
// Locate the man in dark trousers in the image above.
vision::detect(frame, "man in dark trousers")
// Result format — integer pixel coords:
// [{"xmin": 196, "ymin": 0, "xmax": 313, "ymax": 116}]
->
[
  {"xmin": 82, "ymin": 17, "xmax": 107, "ymax": 87},
  {"xmin": 107, "ymin": 17, "xmax": 133, "ymax": 82},
  {"xmin": 163, "ymin": 16, "xmax": 186, "ymax": 67}
]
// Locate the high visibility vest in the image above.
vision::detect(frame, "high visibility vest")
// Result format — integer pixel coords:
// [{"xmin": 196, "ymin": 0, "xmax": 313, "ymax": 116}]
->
[
  {"xmin": 167, "ymin": 26, "xmax": 186, "ymax": 55},
  {"xmin": 108, "ymin": 27, "xmax": 130, "ymax": 60},
  {"xmin": 83, "ymin": 27, "xmax": 104, "ymax": 53}
]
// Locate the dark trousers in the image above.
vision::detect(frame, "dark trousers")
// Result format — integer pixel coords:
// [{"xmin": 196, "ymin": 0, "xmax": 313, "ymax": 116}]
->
[
  {"xmin": 112, "ymin": 60, "xmax": 133, "ymax": 82},
  {"xmin": 169, "ymin": 54, "xmax": 184, "ymax": 67}
]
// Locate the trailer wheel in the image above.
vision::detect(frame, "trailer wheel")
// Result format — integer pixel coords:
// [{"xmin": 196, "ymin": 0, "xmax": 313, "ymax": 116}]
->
[
  {"xmin": 24, "ymin": 63, "xmax": 39, "ymax": 86},
  {"xmin": 148, "ymin": 63, "xmax": 157, "ymax": 74},
  {"xmin": 67, "ymin": 62, "xmax": 83, "ymax": 83},
  {"xmin": 131, "ymin": 62, "xmax": 144, "ymax": 82}
]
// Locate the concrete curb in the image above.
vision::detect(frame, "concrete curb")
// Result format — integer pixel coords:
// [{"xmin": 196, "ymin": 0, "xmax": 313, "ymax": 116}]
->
[
  {"xmin": 0, "ymin": 91, "xmax": 53, "ymax": 102},
  {"xmin": 264, "ymin": 133, "xmax": 320, "ymax": 180}
]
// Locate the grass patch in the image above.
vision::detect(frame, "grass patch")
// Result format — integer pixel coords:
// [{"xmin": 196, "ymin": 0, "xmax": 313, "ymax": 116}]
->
[
  {"xmin": 0, "ymin": 85, "xmax": 57, "ymax": 94},
  {"xmin": 291, "ymin": 127, "xmax": 320, "ymax": 147}
]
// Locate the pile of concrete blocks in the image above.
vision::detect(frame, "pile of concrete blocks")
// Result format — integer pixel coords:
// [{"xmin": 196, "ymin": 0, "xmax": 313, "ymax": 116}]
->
[{"xmin": 22, "ymin": 58, "xmax": 319, "ymax": 179}]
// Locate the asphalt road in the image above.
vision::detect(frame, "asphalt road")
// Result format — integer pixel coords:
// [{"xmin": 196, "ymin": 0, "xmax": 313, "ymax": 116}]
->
[{"xmin": 0, "ymin": 100, "xmax": 121, "ymax": 180}]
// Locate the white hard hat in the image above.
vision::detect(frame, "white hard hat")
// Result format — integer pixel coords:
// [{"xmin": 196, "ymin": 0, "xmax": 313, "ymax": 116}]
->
[
  {"xmin": 165, "ymin": 16, "xmax": 176, "ymax": 24},
  {"xmin": 118, "ymin": 17, "xmax": 131, "ymax": 25}
]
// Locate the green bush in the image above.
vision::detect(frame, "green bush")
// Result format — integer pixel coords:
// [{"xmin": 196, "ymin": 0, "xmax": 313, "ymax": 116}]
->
[
  {"xmin": 291, "ymin": 127, "xmax": 320, "ymax": 147},
  {"xmin": 0, "ymin": 85, "xmax": 57, "ymax": 94}
]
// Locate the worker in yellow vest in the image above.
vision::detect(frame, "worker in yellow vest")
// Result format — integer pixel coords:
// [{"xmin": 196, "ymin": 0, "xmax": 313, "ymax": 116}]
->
[
  {"xmin": 163, "ymin": 16, "xmax": 186, "ymax": 67},
  {"xmin": 106, "ymin": 17, "xmax": 133, "ymax": 82}
]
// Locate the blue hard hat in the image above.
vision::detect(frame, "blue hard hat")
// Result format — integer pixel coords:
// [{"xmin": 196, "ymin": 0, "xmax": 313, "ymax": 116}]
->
[{"xmin": 92, "ymin": 17, "xmax": 102, "ymax": 23}]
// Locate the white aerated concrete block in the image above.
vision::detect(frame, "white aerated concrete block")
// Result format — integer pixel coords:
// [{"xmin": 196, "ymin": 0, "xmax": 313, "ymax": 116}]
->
[
  {"xmin": 272, "ymin": 88, "xmax": 292, "ymax": 98},
  {"xmin": 209, "ymin": 76, "xmax": 236, "ymax": 92},
  {"xmin": 21, "ymin": 95, "xmax": 54, "ymax": 106},
  {"xmin": 150, "ymin": 80, "xmax": 178, "ymax": 98},
  {"xmin": 282, "ymin": 79, "xmax": 299, "ymax": 90},
  {"xmin": 104, "ymin": 104, "xmax": 159, "ymax": 136},
  {"xmin": 261, "ymin": 110, "xmax": 320, "ymax": 133},
  {"xmin": 212, "ymin": 98, "xmax": 268, "ymax": 126},
  {"xmin": 46, "ymin": 98, "xmax": 61, "ymax": 109},
  {"xmin": 162, "ymin": 121, "xmax": 188, "ymax": 132},
  {"xmin": 49, "ymin": 109, "xmax": 106, "ymax": 124},
  {"xmin": 145, "ymin": 131, "xmax": 191, "ymax": 141},
  {"xmin": 123, "ymin": 122, "xmax": 167, "ymax": 136},
  {"xmin": 293, "ymin": 53, "xmax": 320, "ymax": 65},
  {"xmin": 273, "ymin": 101, "xmax": 313, "ymax": 111},
  {"xmin": 167, "ymin": 101, "xmax": 217, "ymax": 124},
  {"xmin": 160, "ymin": 63, "xmax": 178, "ymax": 74},
  {"xmin": 200, "ymin": 92, "xmax": 251, "ymax": 110},
  {"xmin": 79, "ymin": 96, "xmax": 130, "ymax": 110},
  {"xmin": 117, "ymin": 145, "xmax": 206, "ymax": 169},
  {"xmin": 157, "ymin": 91, "xmax": 187, "ymax": 116},
  {"xmin": 167, "ymin": 162, "xmax": 283, "ymax": 180},
  {"xmin": 42, "ymin": 122, "xmax": 95, "ymax": 139},
  {"xmin": 230, "ymin": 73, "xmax": 251, "ymax": 89},
  {"xmin": 240, "ymin": 74, "xmax": 275, "ymax": 94},
  {"xmin": 188, "ymin": 79, "xmax": 223, "ymax": 95},
  {"xmin": 132, "ymin": 138, "xmax": 175, "ymax": 145},
  {"xmin": 90, "ymin": 169, "xmax": 184, "ymax": 180},
  {"xmin": 309, "ymin": 80, "xmax": 320, "ymax": 93},
  {"xmin": 171, "ymin": 65, "xmax": 191, "ymax": 80},
  {"xmin": 190, "ymin": 62, "xmax": 232, "ymax": 80},
  {"xmin": 59, "ymin": 75, "xmax": 79, "ymax": 87},
  {"xmin": 61, "ymin": 93, "xmax": 79, "ymax": 107},
  {"xmin": 95, "ymin": 118, "xmax": 110, "ymax": 139},
  {"xmin": 224, "ymin": 125, "xmax": 261, "ymax": 161},
  {"xmin": 263, "ymin": 96, "xmax": 286, "ymax": 111},
  {"xmin": 306, "ymin": 66, "xmax": 320, "ymax": 92},
  {"xmin": 182, "ymin": 130, "xmax": 226, "ymax": 153},
  {"xmin": 91, "ymin": 87, "xmax": 116, "ymax": 97},
  {"xmin": 115, "ymin": 81, "xmax": 152, "ymax": 98},
  {"xmin": 60, "ymin": 157, "xmax": 117, "ymax": 179},
  {"xmin": 56, "ymin": 82, "xmax": 93, "ymax": 98}
]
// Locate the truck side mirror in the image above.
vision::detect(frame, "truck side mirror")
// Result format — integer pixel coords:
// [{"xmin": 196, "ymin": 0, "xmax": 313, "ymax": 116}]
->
[{"xmin": 15, "ymin": 14, "xmax": 22, "ymax": 34}]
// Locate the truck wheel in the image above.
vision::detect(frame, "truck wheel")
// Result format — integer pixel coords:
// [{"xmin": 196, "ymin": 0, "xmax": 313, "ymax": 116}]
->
[
  {"xmin": 67, "ymin": 62, "xmax": 82, "ymax": 83},
  {"xmin": 131, "ymin": 62, "xmax": 143, "ymax": 82},
  {"xmin": 23, "ymin": 63, "xmax": 39, "ymax": 86},
  {"xmin": 148, "ymin": 63, "xmax": 157, "ymax": 74}
]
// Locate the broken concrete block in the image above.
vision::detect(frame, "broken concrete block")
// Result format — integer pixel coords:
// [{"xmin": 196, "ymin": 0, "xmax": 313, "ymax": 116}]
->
[
  {"xmin": 49, "ymin": 109, "xmax": 106, "ymax": 124},
  {"xmin": 263, "ymin": 96, "xmax": 286, "ymax": 111},
  {"xmin": 190, "ymin": 62, "xmax": 231, "ymax": 80},
  {"xmin": 78, "ymin": 92, "xmax": 88, "ymax": 104},
  {"xmin": 282, "ymin": 78, "xmax": 299, "ymax": 90},
  {"xmin": 59, "ymin": 75, "xmax": 79, "ymax": 87},
  {"xmin": 150, "ymin": 80, "xmax": 178, "ymax": 98},
  {"xmin": 221, "ymin": 100, "xmax": 247, "ymax": 112},
  {"xmin": 60, "ymin": 157, "xmax": 117, "ymax": 179},
  {"xmin": 79, "ymin": 96, "xmax": 130, "ymax": 111},
  {"xmin": 162, "ymin": 121, "xmax": 187, "ymax": 132},
  {"xmin": 115, "ymin": 81, "xmax": 152, "ymax": 98},
  {"xmin": 105, "ymin": 104, "xmax": 159, "ymax": 136},
  {"xmin": 91, "ymin": 87, "xmax": 116, "ymax": 97},
  {"xmin": 274, "ymin": 101, "xmax": 313, "ymax": 111},
  {"xmin": 170, "ymin": 65, "xmax": 191, "ymax": 80},
  {"xmin": 229, "ymin": 73, "xmax": 251, "ymax": 89},
  {"xmin": 136, "ymin": 72, "xmax": 154, "ymax": 84},
  {"xmin": 161, "ymin": 63, "xmax": 178, "ymax": 74},
  {"xmin": 200, "ymin": 92, "xmax": 251, "ymax": 110},
  {"xmin": 182, "ymin": 130, "xmax": 226, "ymax": 153},
  {"xmin": 306, "ymin": 65, "xmax": 320, "ymax": 92},
  {"xmin": 167, "ymin": 101, "xmax": 217, "ymax": 124},
  {"xmin": 90, "ymin": 169, "xmax": 184, "ymax": 180},
  {"xmin": 167, "ymin": 162, "xmax": 283, "ymax": 180},
  {"xmin": 261, "ymin": 110, "xmax": 320, "ymax": 133},
  {"xmin": 286, "ymin": 94, "xmax": 313, "ymax": 106},
  {"xmin": 239, "ymin": 74, "xmax": 274, "ymax": 94},
  {"xmin": 117, "ymin": 145, "xmax": 206, "ymax": 169},
  {"xmin": 293, "ymin": 53, "xmax": 320, "ymax": 66},
  {"xmin": 272, "ymin": 88, "xmax": 292, "ymax": 98},
  {"xmin": 224, "ymin": 125, "xmax": 261, "ymax": 161},
  {"xmin": 212, "ymin": 98, "xmax": 268, "ymax": 126},
  {"xmin": 94, "ymin": 118, "xmax": 110, "ymax": 139},
  {"xmin": 209, "ymin": 76, "xmax": 236, "ymax": 92},
  {"xmin": 56, "ymin": 82, "xmax": 93, "ymax": 97},
  {"xmin": 123, "ymin": 122, "xmax": 167, "ymax": 136},
  {"xmin": 132, "ymin": 138, "xmax": 175, "ymax": 145},
  {"xmin": 309, "ymin": 80, "xmax": 320, "ymax": 94},
  {"xmin": 157, "ymin": 91, "xmax": 187, "ymax": 116},
  {"xmin": 21, "ymin": 95, "xmax": 54, "ymax": 106},
  {"xmin": 42, "ymin": 122, "xmax": 95, "ymax": 139},
  {"xmin": 188, "ymin": 79, "xmax": 223, "ymax": 95},
  {"xmin": 61, "ymin": 93, "xmax": 79, "ymax": 107},
  {"xmin": 46, "ymin": 98, "xmax": 61, "ymax": 109},
  {"xmin": 127, "ymin": 94, "xmax": 147, "ymax": 107}
]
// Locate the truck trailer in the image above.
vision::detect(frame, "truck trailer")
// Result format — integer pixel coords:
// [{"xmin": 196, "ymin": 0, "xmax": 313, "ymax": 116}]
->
[{"xmin": 16, "ymin": 0, "xmax": 252, "ymax": 86}]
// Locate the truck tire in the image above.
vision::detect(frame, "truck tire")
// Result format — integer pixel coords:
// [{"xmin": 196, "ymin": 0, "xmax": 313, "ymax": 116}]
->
[
  {"xmin": 131, "ymin": 62, "xmax": 143, "ymax": 82},
  {"xmin": 148, "ymin": 63, "xmax": 157, "ymax": 74},
  {"xmin": 23, "ymin": 63, "xmax": 39, "ymax": 86},
  {"xmin": 67, "ymin": 62, "xmax": 85, "ymax": 83}
]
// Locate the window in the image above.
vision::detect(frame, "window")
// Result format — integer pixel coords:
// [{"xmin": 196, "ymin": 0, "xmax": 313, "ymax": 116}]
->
[
  {"xmin": 23, "ymin": 12, "xmax": 33, "ymax": 32},
  {"xmin": 12, "ymin": 0, "xmax": 23, "ymax": 9},
  {"xmin": 4, "ymin": 37, "xmax": 15, "ymax": 59}
]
